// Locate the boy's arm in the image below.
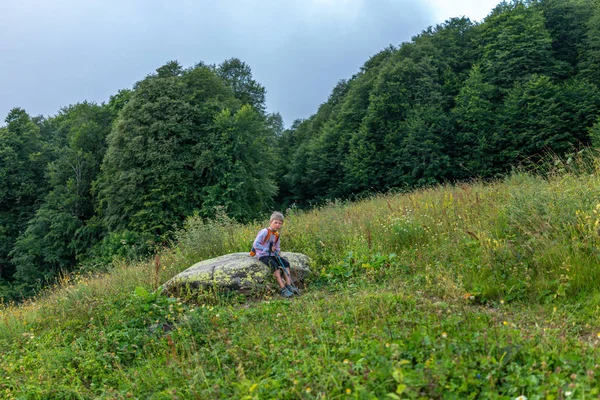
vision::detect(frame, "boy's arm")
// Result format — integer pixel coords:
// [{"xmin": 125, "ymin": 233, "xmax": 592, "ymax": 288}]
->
[
  {"xmin": 274, "ymin": 237, "xmax": 281, "ymax": 253},
  {"xmin": 253, "ymin": 229, "xmax": 269, "ymax": 253}
]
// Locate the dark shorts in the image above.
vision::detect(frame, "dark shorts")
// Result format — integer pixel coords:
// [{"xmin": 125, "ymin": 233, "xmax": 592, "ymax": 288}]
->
[{"xmin": 259, "ymin": 256, "xmax": 290, "ymax": 273}]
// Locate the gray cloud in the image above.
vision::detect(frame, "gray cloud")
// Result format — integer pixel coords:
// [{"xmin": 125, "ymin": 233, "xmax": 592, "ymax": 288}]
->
[{"xmin": 0, "ymin": 0, "xmax": 434, "ymax": 126}]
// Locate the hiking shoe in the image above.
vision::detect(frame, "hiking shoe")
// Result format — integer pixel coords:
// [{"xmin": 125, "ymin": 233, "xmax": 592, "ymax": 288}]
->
[
  {"xmin": 286, "ymin": 284, "xmax": 300, "ymax": 295},
  {"xmin": 280, "ymin": 287, "xmax": 293, "ymax": 298}
]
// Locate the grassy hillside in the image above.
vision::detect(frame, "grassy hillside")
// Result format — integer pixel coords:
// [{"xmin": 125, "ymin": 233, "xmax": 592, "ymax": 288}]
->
[{"xmin": 2, "ymin": 156, "xmax": 600, "ymax": 399}]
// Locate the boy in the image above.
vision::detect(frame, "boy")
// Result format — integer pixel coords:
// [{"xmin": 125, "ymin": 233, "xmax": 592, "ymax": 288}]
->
[{"xmin": 252, "ymin": 212, "xmax": 299, "ymax": 298}]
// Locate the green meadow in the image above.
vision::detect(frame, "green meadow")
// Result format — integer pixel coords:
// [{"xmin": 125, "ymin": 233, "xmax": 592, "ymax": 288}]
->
[{"xmin": 2, "ymin": 156, "xmax": 600, "ymax": 399}]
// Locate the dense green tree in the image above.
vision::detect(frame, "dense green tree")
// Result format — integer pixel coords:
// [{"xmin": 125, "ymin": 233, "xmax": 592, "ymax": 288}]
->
[
  {"xmin": 499, "ymin": 75, "xmax": 600, "ymax": 165},
  {"xmin": 98, "ymin": 61, "xmax": 275, "ymax": 238},
  {"xmin": 99, "ymin": 63, "xmax": 216, "ymax": 236},
  {"xmin": 199, "ymin": 105, "xmax": 277, "ymax": 220},
  {"xmin": 0, "ymin": 109, "xmax": 49, "ymax": 283},
  {"xmin": 301, "ymin": 119, "xmax": 347, "ymax": 202},
  {"xmin": 217, "ymin": 58, "xmax": 267, "ymax": 113},
  {"xmin": 10, "ymin": 102, "xmax": 115, "ymax": 286},
  {"xmin": 578, "ymin": 4, "xmax": 600, "ymax": 86},
  {"xmin": 405, "ymin": 17, "xmax": 478, "ymax": 110},
  {"xmin": 346, "ymin": 53, "xmax": 444, "ymax": 193},
  {"xmin": 536, "ymin": 0, "xmax": 595, "ymax": 76},
  {"xmin": 396, "ymin": 106, "xmax": 451, "ymax": 187},
  {"xmin": 479, "ymin": 1, "xmax": 556, "ymax": 89},
  {"xmin": 451, "ymin": 65, "xmax": 501, "ymax": 178},
  {"xmin": 266, "ymin": 112, "xmax": 284, "ymax": 138},
  {"xmin": 590, "ymin": 117, "xmax": 600, "ymax": 148},
  {"xmin": 345, "ymin": 57, "xmax": 415, "ymax": 194},
  {"xmin": 277, "ymin": 75, "xmax": 360, "ymax": 205},
  {"xmin": 279, "ymin": 119, "xmax": 316, "ymax": 205},
  {"xmin": 285, "ymin": 49, "xmax": 394, "ymax": 204}
]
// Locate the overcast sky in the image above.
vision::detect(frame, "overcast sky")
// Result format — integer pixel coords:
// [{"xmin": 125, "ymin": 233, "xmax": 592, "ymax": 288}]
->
[{"xmin": 0, "ymin": 0, "xmax": 501, "ymax": 127}]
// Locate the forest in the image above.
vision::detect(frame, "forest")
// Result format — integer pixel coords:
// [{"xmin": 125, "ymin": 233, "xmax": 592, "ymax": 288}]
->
[{"xmin": 1, "ymin": 0, "xmax": 600, "ymax": 300}]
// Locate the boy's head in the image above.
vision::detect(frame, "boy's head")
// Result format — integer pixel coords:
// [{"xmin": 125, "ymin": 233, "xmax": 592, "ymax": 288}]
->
[{"xmin": 269, "ymin": 211, "xmax": 284, "ymax": 231}]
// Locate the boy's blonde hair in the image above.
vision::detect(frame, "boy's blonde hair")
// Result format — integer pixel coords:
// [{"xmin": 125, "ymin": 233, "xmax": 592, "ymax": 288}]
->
[{"xmin": 270, "ymin": 211, "xmax": 284, "ymax": 222}]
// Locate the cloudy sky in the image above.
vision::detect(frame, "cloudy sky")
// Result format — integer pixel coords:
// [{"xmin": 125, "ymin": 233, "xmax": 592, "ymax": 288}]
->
[{"xmin": 0, "ymin": 0, "xmax": 501, "ymax": 127}]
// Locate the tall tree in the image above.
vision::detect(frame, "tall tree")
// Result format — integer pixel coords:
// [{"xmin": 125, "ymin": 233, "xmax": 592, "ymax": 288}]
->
[
  {"xmin": 346, "ymin": 52, "xmax": 445, "ymax": 193},
  {"xmin": 278, "ymin": 119, "xmax": 313, "ymax": 206},
  {"xmin": 407, "ymin": 17, "xmax": 478, "ymax": 110},
  {"xmin": 0, "ymin": 109, "xmax": 49, "ymax": 282},
  {"xmin": 499, "ymin": 74, "xmax": 600, "ymax": 165},
  {"xmin": 535, "ymin": 0, "xmax": 594, "ymax": 76},
  {"xmin": 451, "ymin": 65, "xmax": 501, "ymax": 178},
  {"xmin": 217, "ymin": 58, "xmax": 266, "ymax": 113},
  {"xmin": 11, "ymin": 102, "xmax": 116, "ymax": 286},
  {"xmin": 479, "ymin": 1, "xmax": 556, "ymax": 89},
  {"xmin": 98, "ymin": 60, "xmax": 275, "ymax": 238},
  {"xmin": 396, "ymin": 106, "xmax": 451, "ymax": 187},
  {"xmin": 99, "ymin": 62, "xmax": 212, "ymax": 236},
  {"xmin": 578, "ymin": 4, "xmax": 600, "ymax": 86},
  {"xmin": 199, "ymin": 105, "xmax": 277, "ymax": 220}
]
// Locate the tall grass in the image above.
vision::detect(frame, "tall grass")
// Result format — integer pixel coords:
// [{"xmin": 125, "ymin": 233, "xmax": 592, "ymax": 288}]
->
[{"xmin": 2, "ymin": 155, "xmax": 600, "ymax": 398}]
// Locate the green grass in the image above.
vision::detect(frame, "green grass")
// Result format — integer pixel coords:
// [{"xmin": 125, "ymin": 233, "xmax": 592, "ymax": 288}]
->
[{"xmin": 2, "ymin": 156, "xmax": 600, "ymax": 398}]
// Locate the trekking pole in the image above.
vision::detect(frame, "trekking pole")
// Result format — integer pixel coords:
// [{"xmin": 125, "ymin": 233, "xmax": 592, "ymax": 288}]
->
[{"xmin": 274, "ymin": 250, "xmax": 300, "ymax": 295}]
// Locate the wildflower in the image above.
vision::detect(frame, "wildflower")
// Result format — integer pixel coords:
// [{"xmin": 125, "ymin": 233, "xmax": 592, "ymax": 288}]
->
[
  {"xmin": 500, "ymin": 300, "xmax": 505, "ymax": 304},
  {"xmin": 441, "ymin": 332, "xmax": 448, "ymax": 338},
  {"xmin": 293, "ymin": 380, "xmax": 298, "ymax": 385},
  {"xmin": 346, "ymin": 388, "xmax": 352, "ymax": 394},
  {"xmin": 470, "ymin": 295, "xmax": 475, "ymax": 300},
  {"xmin": 306, "ymin": 387, "xmax": 312, "ymax": 393},
  {"xmin": 515, "ymin": 396, "xmax": 527, "ymax": 400},
  {"xmin": 503, "ymin": 321, "xmax": 508, "ymax": 326},
  {"xmin": 385, "ymin": 343, "xmax": 390, "ymax": 347},
  {"xmin": 597, "ymin": 332, "xmax": 600, "ymax": 339},
  {"xmin": 565, "ymin": 391, "xmax": 573, "ymax": 397},
  {"xmin": 343, "ymin": 359, "xmax": 349, "ymax": 364}
]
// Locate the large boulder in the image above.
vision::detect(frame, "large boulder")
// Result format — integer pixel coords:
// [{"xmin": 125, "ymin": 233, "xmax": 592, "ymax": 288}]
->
[{"xmin": 161, "ymin": 252, "xmax": 311, "ymax": 296}]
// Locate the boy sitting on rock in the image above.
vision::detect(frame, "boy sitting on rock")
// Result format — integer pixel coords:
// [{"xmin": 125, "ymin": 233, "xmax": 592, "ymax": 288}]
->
[{"xmin": 252, "ymin": 212, "xmax": 299, "ymax": 298}]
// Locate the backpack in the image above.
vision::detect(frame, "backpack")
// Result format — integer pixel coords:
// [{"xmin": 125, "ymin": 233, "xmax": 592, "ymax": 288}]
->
[{"xmin": 250, "ymin": 228, "xmax": 279, "ymax": 257}]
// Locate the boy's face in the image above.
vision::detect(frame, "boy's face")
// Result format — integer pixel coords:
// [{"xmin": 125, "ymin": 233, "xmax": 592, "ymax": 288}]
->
[{"xmin": 270, "ymin": 219, "xmax": 283, "ymax": 231}]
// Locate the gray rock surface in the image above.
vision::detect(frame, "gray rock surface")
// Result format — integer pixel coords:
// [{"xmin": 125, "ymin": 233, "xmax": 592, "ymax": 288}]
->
[{"xmin": 161, "ymin": 252, "xmax": 311, "ymax": 296}]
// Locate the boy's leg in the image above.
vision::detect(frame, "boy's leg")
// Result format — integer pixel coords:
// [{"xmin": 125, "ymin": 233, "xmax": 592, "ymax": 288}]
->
[
  {"xmin": 277, "ymin": 257, "xmax": 300, "ymax": 294},
  {"xmin": 273, "ymin": 269, "xmax": 286, "ymax": 289},
  {"xmin": 283, "ymin": 269, "xmax": 292, "ymax": 286},
  {"xmin": 260, "ymin": 256, "xmax": 289, "ymax": 290},
  {"xmin": 278, "ymin": 257, "xmax": 293, "ymax": 286},
  {"xmin": 274, "ymin": 269, "xmax": 293, "ymax": 297}
]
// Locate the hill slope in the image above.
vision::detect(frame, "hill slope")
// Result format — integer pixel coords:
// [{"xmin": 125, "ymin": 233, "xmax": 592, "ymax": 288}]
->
[{"xmin": 2, "ymin": 156, "xmax": 600, "ymax": 398}]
